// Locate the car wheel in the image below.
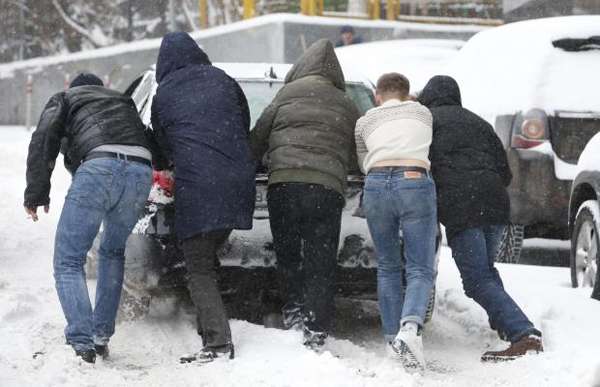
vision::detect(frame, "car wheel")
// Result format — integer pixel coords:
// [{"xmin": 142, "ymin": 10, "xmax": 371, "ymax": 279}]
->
[
  {"xmin": 496, "ymin": 223, "xmax": 524, "ymax": 264},
  {"xmin": 571, "ymin": 200, "xmax": 599, "ymax": 299}
]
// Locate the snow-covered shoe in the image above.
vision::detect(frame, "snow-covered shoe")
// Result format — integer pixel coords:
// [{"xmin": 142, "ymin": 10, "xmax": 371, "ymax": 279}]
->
[
  {"xmin": 303, "ymin": 328, "xmax": 328, "ymax": 350},
  {"xmin": 75, "ymin": 349, "xmax": 96, "ymax": 364},
  {"xmin": 282, "ymin": 305, "xmax": 305, "ymax": 331},
  {"xmin": 180, "ymin": 344, "xmax": 235, "ymax": 364},
  {"xmin": 392, "ymin": 324, "xmax": 425, "ymax": 372},
  {"xmin": 481, "ymin": 335, "xmax": 543, "ymax": 362},
  {"xmin": 94, "ymin": 344, "xmax": 109, "ymax": 360}
]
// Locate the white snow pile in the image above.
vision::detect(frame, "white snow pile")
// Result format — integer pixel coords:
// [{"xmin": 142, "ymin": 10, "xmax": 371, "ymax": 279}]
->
[
  {"xmin": 1, "ymin": 126, "xmax": 599, "ymax": 386},
  {"xmin": 447, "ymin": 15, "xmax": 600, "ymax": 125},
  {"xmin": 336, "ymin": 39, "xmax": 464, "ymax": 92}
]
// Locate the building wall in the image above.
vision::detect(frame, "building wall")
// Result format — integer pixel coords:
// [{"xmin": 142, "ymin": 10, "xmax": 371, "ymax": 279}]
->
[{"xmin": 0, "ymin": 16, "xmax": 480, "ymax": 125}]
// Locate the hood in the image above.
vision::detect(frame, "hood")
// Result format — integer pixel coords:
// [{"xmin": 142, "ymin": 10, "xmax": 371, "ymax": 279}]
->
[
  {"xmin": 156, "ymin": 32, "xmax": 211, "ymax": 83},
  {"xmin": 284, "ymin": 39, "xmax": 345, "ymax": 90},
  {"xmin": 69, "ymin": 73, "xmax": 103, "ymax": 88},
  {"xmin": 419, "ymin": 75, "xmax": 462, "ymax": 108}
]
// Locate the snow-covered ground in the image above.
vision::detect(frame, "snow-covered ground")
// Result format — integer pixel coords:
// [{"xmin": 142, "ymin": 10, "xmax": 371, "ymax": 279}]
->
[{"xmin": 1, "ymin": 126, "xmax": 599, "ymax": 387}]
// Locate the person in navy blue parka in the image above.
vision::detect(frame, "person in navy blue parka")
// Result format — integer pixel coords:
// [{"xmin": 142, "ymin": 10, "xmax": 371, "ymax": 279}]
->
[{"xmin": 151, "ymin": 32, "xmax": 255, "ymax": 362}]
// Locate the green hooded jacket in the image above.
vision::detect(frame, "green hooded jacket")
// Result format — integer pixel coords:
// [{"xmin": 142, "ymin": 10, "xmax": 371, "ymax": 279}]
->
[{"xmin": 249, "ymin": 39, "xmax": 361, "ymax": 196}]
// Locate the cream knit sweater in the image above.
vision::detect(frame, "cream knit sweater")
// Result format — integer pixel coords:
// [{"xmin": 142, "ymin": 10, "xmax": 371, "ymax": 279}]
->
[{"xmin": 355, "ymin": 99, "xmax": 433, "ymax": 174}]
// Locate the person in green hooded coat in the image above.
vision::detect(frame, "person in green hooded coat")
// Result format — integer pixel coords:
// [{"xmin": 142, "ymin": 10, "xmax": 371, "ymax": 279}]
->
[{"xmin": 250, "ymin": 39, "xmax": 360, "ymax": 348}]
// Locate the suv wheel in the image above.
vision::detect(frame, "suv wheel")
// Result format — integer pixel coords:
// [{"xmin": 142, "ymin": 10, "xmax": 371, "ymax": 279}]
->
[
  {"xmin": 496, "ymin": 224, "xmax": 524, "ymax": 264},
  {"xmin": 571, "ymin": 200, "xmax": 599, "ymax": 300}
]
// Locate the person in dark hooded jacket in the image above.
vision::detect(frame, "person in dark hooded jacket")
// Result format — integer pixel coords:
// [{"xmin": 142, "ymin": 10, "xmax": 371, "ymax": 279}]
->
[
  {"xmin": 151, "ymin": 32, "xmax": 255, "ymax": 362},
  {"xmin": 24, "ymin": 73, "xmax": 153, "ymax": 363},
  {"xmin": 419, "ymin": 75, "xmax": 543, "ymax": 362},
  {"xmin": 250, "ymin": 39, "xmax": 360, "ymax": 348}
]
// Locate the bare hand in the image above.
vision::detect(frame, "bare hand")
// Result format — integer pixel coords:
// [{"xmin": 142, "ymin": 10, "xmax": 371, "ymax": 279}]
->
[{"xmin": 25, "ymin": 205, "xmax": 49, "ymax": 222}]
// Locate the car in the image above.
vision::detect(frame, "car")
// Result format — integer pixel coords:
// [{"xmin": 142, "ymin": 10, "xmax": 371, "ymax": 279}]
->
[
  {"xmin": 448, "ymin": 16, "xmax": 600, "ymax": 263},
  {"xmin": 87, "ymin": 62, "xmax": 441, "ymax": 324},
  {"xmin": 335, "ymin": 39, "xmax": 464, "ymax": 92},
  {"xmin": 568, "ymin": 132, "xmax": 600, "ymax": 300}
]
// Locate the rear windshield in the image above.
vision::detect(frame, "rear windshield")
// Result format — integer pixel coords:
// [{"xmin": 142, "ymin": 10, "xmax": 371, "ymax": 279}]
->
[
  {"xmin": 239, "ymin": 80, "xmax": 374, "ymax": 128},
  {"xmin": 550, "ymin": 115, "xmax": 600, "ymax": 163}
]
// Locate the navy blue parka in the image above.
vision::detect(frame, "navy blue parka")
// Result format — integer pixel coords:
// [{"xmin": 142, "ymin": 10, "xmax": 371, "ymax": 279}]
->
[{"xmin": 151, "ymin": 32, "xmax": 255, "ymax": 239}]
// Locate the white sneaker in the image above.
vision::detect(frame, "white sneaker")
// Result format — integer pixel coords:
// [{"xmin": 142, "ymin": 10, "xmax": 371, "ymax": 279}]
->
[{"xmin": 392, "ymin": 323, "xmax": 425, "ymax": 372}]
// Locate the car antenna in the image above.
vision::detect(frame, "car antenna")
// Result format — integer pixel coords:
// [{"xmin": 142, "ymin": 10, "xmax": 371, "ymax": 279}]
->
[{"xmin": 267, "ymin": 66, "xmax": 277, "ymax": 87}]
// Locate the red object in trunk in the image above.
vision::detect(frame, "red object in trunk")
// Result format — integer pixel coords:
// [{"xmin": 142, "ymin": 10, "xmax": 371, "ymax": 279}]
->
[{"xmin": 153, "ymin": 170, "xmax": 174, "ymax": 197}]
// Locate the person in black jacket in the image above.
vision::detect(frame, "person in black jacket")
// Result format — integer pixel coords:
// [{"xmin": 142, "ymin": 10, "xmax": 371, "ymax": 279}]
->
[
  {"xmin": 419, "ymin": 75, "xmax": 543, "ymax": 362},
  {"xmin": 24, "ymin": 73, "xmax": 153, "ymax": 363},
  {"xmin": 151, "ymin": 32, "xmax": 256, "ymax": 362}
]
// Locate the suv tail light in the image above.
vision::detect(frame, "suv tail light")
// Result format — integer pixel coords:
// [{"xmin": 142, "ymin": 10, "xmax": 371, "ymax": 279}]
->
[
  {"xmin": 153, "ymin": 170, "xmax": 174, "ymax": 197},
  {"xmin": 511, "ymin": 109, "xmax": 549, "ymax": 149}
]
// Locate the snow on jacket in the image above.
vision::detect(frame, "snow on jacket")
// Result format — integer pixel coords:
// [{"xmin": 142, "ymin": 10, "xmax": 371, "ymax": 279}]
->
[
  {"xmin": 24, "ymin": 82, "xmax": 149, "ymax": 208},
  {"xmin": 419, "ymin": 75, "xmax": 512, "ymax": 241},
  {"xmin": 151, "ymin": 32, "xmax": 255, "ymax": 240},
  {"xmin": 249, "ymin": 39, "xmax": 361, "ymax": 196}
]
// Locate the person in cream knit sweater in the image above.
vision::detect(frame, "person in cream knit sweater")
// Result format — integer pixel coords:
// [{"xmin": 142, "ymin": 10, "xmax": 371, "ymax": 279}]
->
[{"xmin": 355, "ymin": 73, "xmax": 437, "ymax": 372}]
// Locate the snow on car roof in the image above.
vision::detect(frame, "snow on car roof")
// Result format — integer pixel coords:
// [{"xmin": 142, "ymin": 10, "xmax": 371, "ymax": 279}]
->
[
  {"xmin": 335, "ymin": 39, "xmax": 464, "ymax": 93},
  {"xmin": 447, "ymin": 15, "xmax": 600, "ymax": 124}
]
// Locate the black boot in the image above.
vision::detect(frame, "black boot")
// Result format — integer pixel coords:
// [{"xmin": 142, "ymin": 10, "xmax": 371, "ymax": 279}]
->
[
  {"xmin": 94, "ymin": 344, "xmax": 109, "ymax": 360},
  {"xmin": 75, "ymin": 349, "xmax": 96, "ymax": 364}
]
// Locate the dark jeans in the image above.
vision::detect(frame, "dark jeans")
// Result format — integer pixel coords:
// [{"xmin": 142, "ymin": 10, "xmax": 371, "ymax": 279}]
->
[
  {"xmin": 182, "ymin": 230, "xmax": 232, "ymax": 348},
  {"xmin": 267, "ymin": 183, "xmax": 345, "ymax": 333},
  {"xmin": 448, "ymin": 225, "xmax": 541, "ymax": 342}
]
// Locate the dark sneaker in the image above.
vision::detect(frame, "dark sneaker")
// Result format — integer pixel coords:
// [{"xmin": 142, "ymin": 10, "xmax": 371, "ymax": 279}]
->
[
  {"xmin": 180, "ymin": 344, "xmax": 235, "ymax": 364},
  {"xmin": 94, "ymin": 344, "xmax": 109, "ymax": 360},
  {"xmin": 282, "ymin": 305, "xmax": 305, "ymax": 331},
  {"xmin": 303, "ymin": 327, "xmax": 328, "ymax": 350},
  {"xmin": 481, "ymin": 335, "xmax": 543, "ymax": 362},
  {"xmin": 75, "ymin": 349, "xmax": 96, "ymax": 364}
]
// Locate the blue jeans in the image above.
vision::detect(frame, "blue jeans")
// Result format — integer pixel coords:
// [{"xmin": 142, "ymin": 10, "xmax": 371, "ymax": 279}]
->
[
  {"xmin": 53, "ymin": 158, "xmax": 152, "ymax": 351},
  {"xmin": 363, "ymin": 168, "xmax": 437, "ymax": 341},
  {"xmin": 448, "ymin": 225, "xmax": 541, "ymax": 342}
]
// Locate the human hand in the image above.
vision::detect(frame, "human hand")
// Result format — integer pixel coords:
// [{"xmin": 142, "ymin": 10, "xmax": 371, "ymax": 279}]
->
[{"xmin": 24, "ymin": 205, "xmax": 49, "ymax": 222}]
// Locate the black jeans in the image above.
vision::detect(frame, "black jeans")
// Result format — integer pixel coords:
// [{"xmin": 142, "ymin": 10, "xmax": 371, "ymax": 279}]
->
[
  {"xmin": 182, "ymin": 229, "xmax": 232, "ymax": 348},
  {"xmin": 267, "ymin": 183, "xmax": 344, "ymax": 333}
]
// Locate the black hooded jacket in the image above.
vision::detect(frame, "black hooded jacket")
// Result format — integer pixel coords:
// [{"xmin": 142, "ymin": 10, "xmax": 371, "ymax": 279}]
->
[
  {"xmin": 419, "ymin": 76, "xmax": 512, "ymax": 241},
  {"xmin": 249, "ymin": 39, "xmax": 360, "ymax": 195},
  {"xmin": 151, "ymin": 32, "xmax": 255, "ymax": 239},
  {"xmin": 24, "ymin": 74, "xmax": 149, "ymax": 208}
]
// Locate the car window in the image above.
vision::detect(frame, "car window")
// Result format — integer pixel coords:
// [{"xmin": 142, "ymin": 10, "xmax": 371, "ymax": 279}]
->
[
  {"xmin": 239, "ymin": 80, "xmax": 374, "ymax": 129},
  {"xmin": 131, "ymin": 72, "xmax": 154, "ymax": 111},
  {"xmin": 238, "ymin": 81, "xmax": 283, "ymax": 129},
  {"xmin": 346, "ymin": 83, "xmax": 375, "ymax": 115}
]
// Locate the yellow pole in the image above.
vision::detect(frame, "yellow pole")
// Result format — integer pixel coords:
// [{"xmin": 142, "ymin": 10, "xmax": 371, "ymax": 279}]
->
[
  {"xmin": 243, "ymin": 0, "xmax": 255, "ymax": 19},
  {"xmin": 387, "ymin": 0, "xmax": 397, "ymax": 20},
  {"xmin": 371, "ymin": 0, "xmax": 380, "ymax": 19},
  {"xmin": 300, "ymin": 0, "xmax": 307, "ymax": 15},
  {"xmin": 199, "ymin": 0, "xmax": 208, "ymax": 28},
  {"xmin": 308, "ymin": 0, "xmax": 316, "ymax": 15},
  {"xmin": 317, "ymin": 0, "xmax": 324, "ymax": 16}
]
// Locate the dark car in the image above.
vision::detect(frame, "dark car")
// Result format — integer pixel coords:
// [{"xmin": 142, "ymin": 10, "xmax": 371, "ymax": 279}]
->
[
  {"xmin": 87, "ymin": 63, "xmax": 440, "ymax": 324},
  {"xmin": 568, "ymin": 133, "xmax": 600, "ymax": 300},
  {"xmin": 451, "ymin": 17, "xmax": 600, "ymax": 262}
]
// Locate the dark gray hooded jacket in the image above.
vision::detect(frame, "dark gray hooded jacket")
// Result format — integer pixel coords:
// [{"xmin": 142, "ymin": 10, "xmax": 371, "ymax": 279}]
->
[{"xmin": 249, "ymin": 39, "xmax": 360, "ymax": 195}]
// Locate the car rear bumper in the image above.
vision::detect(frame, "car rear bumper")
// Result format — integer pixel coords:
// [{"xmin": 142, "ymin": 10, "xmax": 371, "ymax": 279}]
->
[{"xmin": 507, "ymin": 148, "xmax": 571, "ymax": 235}]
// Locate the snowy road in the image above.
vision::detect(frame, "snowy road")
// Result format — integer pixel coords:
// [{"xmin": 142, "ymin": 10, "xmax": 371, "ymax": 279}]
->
[{"xmin": 1, "ymin": 126, "xmax": 599, "ymax": 387}]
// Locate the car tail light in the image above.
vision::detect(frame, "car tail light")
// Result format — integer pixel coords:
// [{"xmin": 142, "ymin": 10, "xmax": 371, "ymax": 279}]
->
[
  {"xmin": 153, "ymin": 170, "xmax": 174, "ymax": 197},
  {"xmin": 511, "ymin": 110, "xmax": 548, "ymax": 149}
]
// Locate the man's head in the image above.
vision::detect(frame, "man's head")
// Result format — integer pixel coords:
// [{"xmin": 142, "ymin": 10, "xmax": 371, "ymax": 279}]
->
[
  {"xmin": 69, "ymin": 73, "xmax": 104, "ymax": 88},
  {"xmin": 340, "ymin": 25, "xmax": 355, "ymax": 46},
  {"xmin": 375, "ymin": 72, "xmax": 410, "ymax": 105}
]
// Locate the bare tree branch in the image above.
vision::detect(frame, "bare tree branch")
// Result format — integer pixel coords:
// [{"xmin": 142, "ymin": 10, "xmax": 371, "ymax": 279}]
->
[{"xmin": 51, "ymin": 0, "xmax": 110, "ymax": 47}]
